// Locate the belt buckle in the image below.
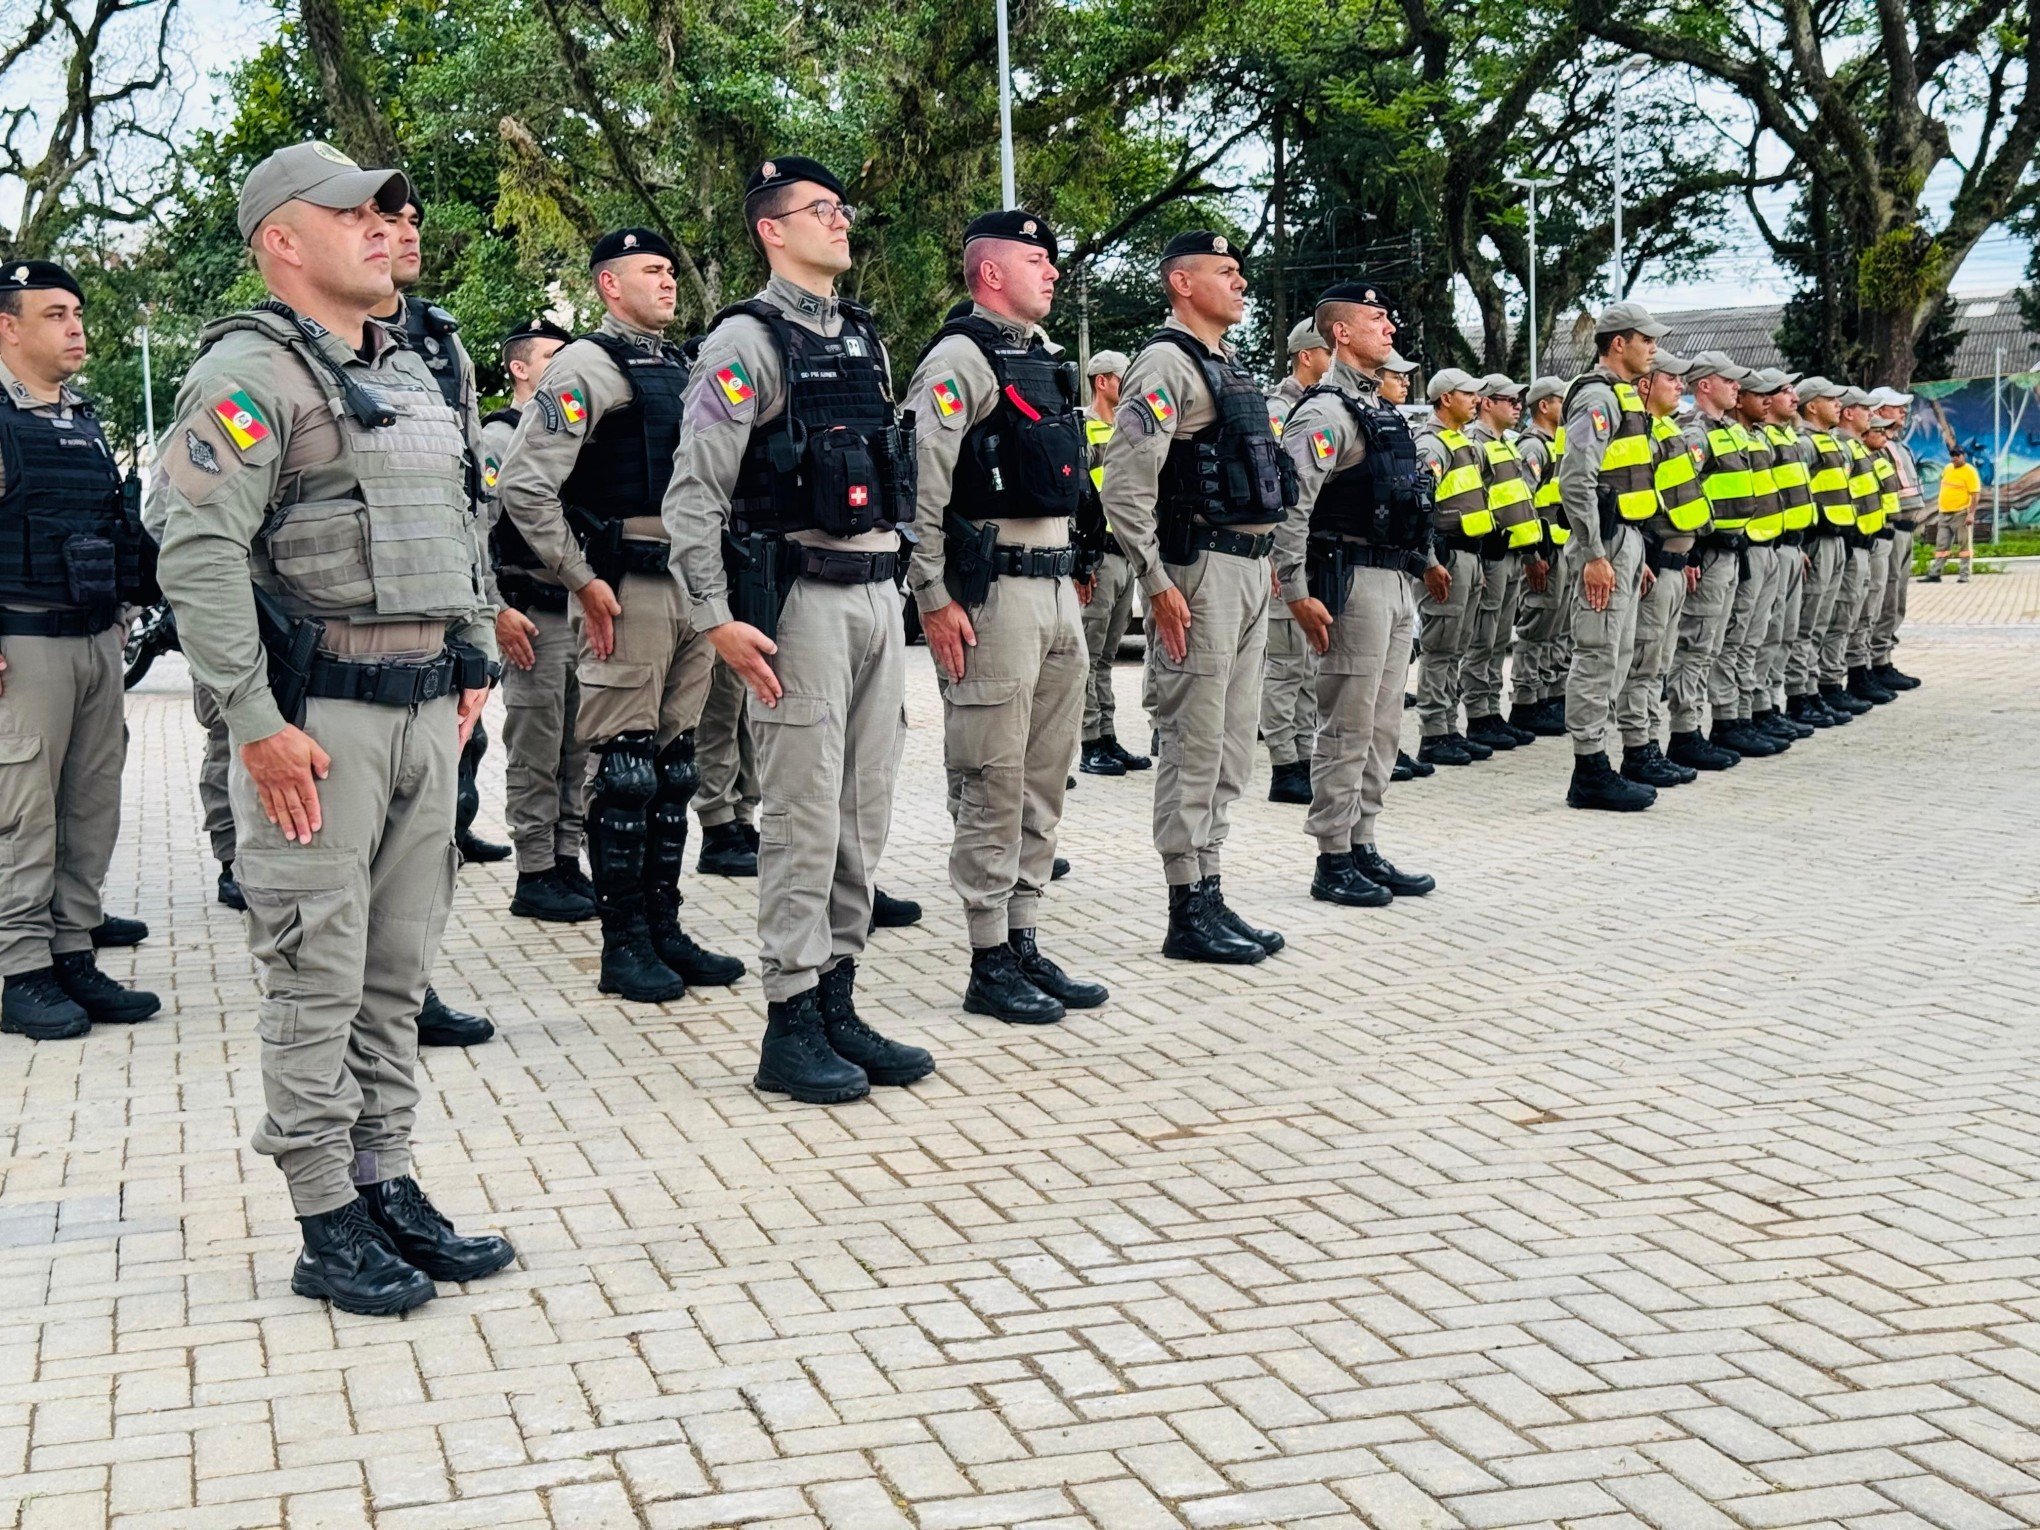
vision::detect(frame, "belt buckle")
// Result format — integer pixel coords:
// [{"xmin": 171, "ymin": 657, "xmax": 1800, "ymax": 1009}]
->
[{"xmin": 419, "ymin": 661, "xmax": 449, "ymax": 703}]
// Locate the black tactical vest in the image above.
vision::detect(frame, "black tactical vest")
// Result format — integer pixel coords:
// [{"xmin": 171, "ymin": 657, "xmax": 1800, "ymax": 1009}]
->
[
  {"xmin": 559, "ymin": 333, "xmax": 687, "ymax": 526},
  {"xmin": 1148, "ymin": 329, "xmax": 1295, "ymax": 528},
  {"xmin": 397, "ymin": 296, "xmax": 468, "ymax": 412},
  {"xmin": 0, "ymin": 389, "xmax": 134, "ymax": 610},
  {"xmin": 483, "ymin": 404, "xmax": 544, "ymax": 570},
  {"xmin": 1299, "ymin": 387, "xmax": 1431, "ymax": 549},
  {"xmin": 714, "ymin": 298, "xmax": 912, "ymax": 537},
  {"xmin": 927, "ymin": 316, "xmax": 1085, "ymax": 519}
]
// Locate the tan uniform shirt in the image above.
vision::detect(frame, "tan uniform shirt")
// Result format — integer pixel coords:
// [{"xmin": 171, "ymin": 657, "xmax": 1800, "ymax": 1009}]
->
[
  {"xmin": 0, "ymin": 356, "xmax": 99, "ymax": 613},
  {"xmin": 662, "ymin": 273, "xmax": 900, "ymax": 633},
  {"xmin": 1273, "ymin": 358, "xmax": 1383, "ymax": 606},
  {"xmin": 1559, "ymin": 368, "xmax": 1623, "ymax": 559},
  {"xmin": 1099, "ymin": 314, "xmax": 1275, "ymax": 601},
  {"xmin": 1267, "ymin": 374, "xmax": 1306, "ymax": 432},
  {"xmin": 904, "ymin": 302, "xmax": 1069, "ymax": 615},
  {"xmin": 145, "ymin": 313, "xmax": 496, "ymax": 750},
  {"xmin": 1517, "ymin": 425, "xmax": 1553, "ymax": 487},
  {"xmin": 494, "ymin": 312, "xmax": 670, "ymax": 593}
]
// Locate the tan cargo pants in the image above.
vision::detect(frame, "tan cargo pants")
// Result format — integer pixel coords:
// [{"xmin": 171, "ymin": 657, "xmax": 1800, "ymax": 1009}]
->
[
  {"xmin": 1080, "ymin": 550, "xmax": 1136, "ymax": 743},
  {"xmin": 751, "ymin": 578, "xmax": 906, "ymax": 1002},
  {"xmin": 1872, "ymin": 526, "xmax": 1914, "ymax": 665},
  {"xmin": 1143, "ymin": 550, "xmax": 1269, "ymax": 887},
  {"xmin": 1563, "ymin": 526, "xmax": 1644, "ymax": 756},
  {"xmin": 0, "ymin": 620, "xmax": 126, "ymax": 976},
  {"xmin": 1259, "ymin": 610, "xmax": 1321, "ymax": 767},
  {"xmin": 501, "ymin": 603, "xmax": 587, "ymax": 875},
  {"xmin": 1846, "ymin": 538, "xmax": 1891, "ymax": 670},
  {"xmin": 193, "ymin": 681, "xmax": 237, "ymax": 863},
  {"xmin": 1822, "ymin": 545, "xmax": 1868, "ymax": 687},
  {"xmin": 938, "ymin": 576, "xmax": 1085, "ymax": 948},
  {"xmin": 1416, "ymin": 548, "xmax": 1482, "ymax": 739},
  {"xmin": 235, "ymin": 691, "xmax": 459, "ymax": 1215},
  {"xmin": 1712, "ymin": 543, "xmax": 1779, "ymax": 720},
  {"xmin": 1668, "ymin": 546, "xmax": 1737, "ymax": 734},
  {"xmin": 1789, "ymin": 535, "xmax": 1846, "ymax": 698},
  {"xmin": 1763, "ymin": 543, "xmax": 1806, "ymax": 710},
  {"xmin": 1306, "ymin": 564, "xmax": 1413, "ymax": 855},
  {"xmin": 572, "ymin": 567, "xmax": 715, "ymax": 760},
  {"xmin": 695, "ymin": 658, "xmax": 759, "ymax": 831},
  {"xmin": 1616, "ymin": 562, "xmax": 1686, "ymax": 748},
  {"xmin": 1462, "ymin": 554, "xmax": 1524, "ymax": 721}
]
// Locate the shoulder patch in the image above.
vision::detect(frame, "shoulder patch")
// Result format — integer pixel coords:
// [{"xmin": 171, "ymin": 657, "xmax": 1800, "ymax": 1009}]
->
[
  {"xmin": 557, "ymin": 386, "xmax": 588, "ymax": 425},
  {"xmin": 483, "ymin": 455, "xmax": 501, "ymax": 490},
  {"xmin": 930, "ymin": 377, "xmax": 964, "ymax": 418},
  {"xmin": 1144, "ymin": 385, "xmax": 1175, "ymax": 424},
  {"xmin": 535, "ymin": 389, "xmax": 565, "ymax": 432},
  {"xmin": 1269, "ymin": 410, "xmax": 1286, "ymax": 438},
  {"xmin": 1589, "ymin": 406, "xmax": 1609, "ymax": 435},
  {"xmin": 211, "ymin": 390, "xmax": 270, "ymax": 452},
  {"xmin": 1310, "ymin": 428, "xmax": 1337, "ymax": 464},
  {"xmin": 185, "ymin": 429, "xmax": 221, "ymax": 475},
  {"xmin": 714, "ymin": 361, "xmax": 756, "ymax": 408}
]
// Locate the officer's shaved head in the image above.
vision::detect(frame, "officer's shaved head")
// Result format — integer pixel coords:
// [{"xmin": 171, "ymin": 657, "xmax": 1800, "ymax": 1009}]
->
[
  {"xmin": 963, "ymin": 236, "xmax": 1058, "ymax": 326},
  {"xmin": 1315, "ymin": 301, "xmax": 1395, "ymax": 371},
  {"xmin": 1162, "ymin": 254, "xmax": 1246, "ymax": 330}
]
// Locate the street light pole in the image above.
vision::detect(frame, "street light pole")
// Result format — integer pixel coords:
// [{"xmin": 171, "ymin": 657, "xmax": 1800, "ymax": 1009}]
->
[
  {"xmin": 1610, "ymin": 77, "xmax": 1625, "ymax": 297},
  {"xmin": 1506, "ymin": 174, "xmax": 1559, "ymax": 378},
  {"xmin": 995, "ymin": 0, "xmax": 1016, "ymax": 207}
]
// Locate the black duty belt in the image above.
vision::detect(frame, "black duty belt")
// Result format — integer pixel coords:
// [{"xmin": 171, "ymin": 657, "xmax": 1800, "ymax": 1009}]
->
[
  {"xmin": 992, "ymin": 544, "xmax": 1077, "ymax": 579},
  {"xmin": 1439, "ymin": 528, "xmax": 1487, "ymax": 555},
  {"xmin": 498, "ymin": 572, "xmax": 571, "ymax": 615},
  {"xmin": 1190, "ymin": 526, "xmax": 1277, "ymax": 561},
  {"xmin": 1339, "ymin": 542, "xmax": 1426, "ymax": 574},
  {"xmin": 1698, "ymin": 529, "xmax": 1745, "ymax": 554},
  {"xmin": 1779, "ymin": 529, "xmax": 1806, "ymax": 547},
  {"xmin": 1645, "ymin": 544, "xmax": 1693, "ymax": 575},
  {"xmin": 0, "ymin": 607, "xmax": 113, "ymax": 638},
  {"xmin": 617, "ymin": 538, "xmax": 673, "ymax": 576},
  {"xmin": 798, "ymin": 547, "xmax": 902, "ymax": 585},
  {"xmin": 306, "ymin": 648, "xmax": 462, "ymax": 707}
]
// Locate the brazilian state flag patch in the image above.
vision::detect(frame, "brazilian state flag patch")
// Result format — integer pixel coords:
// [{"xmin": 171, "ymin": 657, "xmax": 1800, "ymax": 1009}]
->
[
  {"xmin": 930, "ymin": 377, "xmax": 963, "ymax": 417},
  {"xmin": 1589, "ymin": 406, "xmax": 1609, "ymax": 434},
  {"xmin": 211, "ymin": 390, "xmax": 270, "ymax": 452},
  {"xmin": 483, "ymin": 455, "xmax": 500, "ymax": 490},
  {"xmin": 1310, "ymin": 429, "xmax": 1337, "ymax": 463},
  {"xmin": 1144, "ymin": 386, "xmax": 1175, "ymax": 423},
  {"xmin": 715, "ymin": 362, "xmax": 755, "ymax": 407},
  {"xmin": 558, "ymin": 386, "xmax": 588, "ymax": 425}
]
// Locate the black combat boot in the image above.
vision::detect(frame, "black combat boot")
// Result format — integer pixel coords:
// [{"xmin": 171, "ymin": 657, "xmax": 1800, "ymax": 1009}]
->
[
  {"xmin": 415, "ymin": 987, "xmax": 495, "ymax": 1047},
  {"xmin": 1821, "ymin": 683, "xmax": 1867, "ymax": 717},
  {"xmin": 510, "ymin": 866, "xmax": 596, "ymax": 922},
  {"xmin": 963, "ymin": 944, "xmax": 1065, "ymax": 1025},
  {"xmin": 1009, "ymin": 929, "xmax": 1108, "ymax": 1008},
  {"xmin": 1201, "ymin": 875, "xmax": 1284, "ymax": 955},
  {"xmin": 590, "ymin": 734, "xmax": 685, "ymax": 1002},
  {"xmin": 456, "ymin": 829, "xmax": 511, "ymax": 863},
  {"xmin": 454, "ymin": 723, "xmax": 511, "ymax": 863},
  {"xmin": 1621, "ymin": 743, "xmax": 1688, "ymax": 789},
  {"xmin": 291, "ymin": 1197, "xmax": 436, "ymax": 1315},
  {"xmin": 870, "ymin": 888, "xmax": 922, "ymax": 929},
  {"xmin": 645, "ymin": 885, "xmax": 745, "ymax": 986},
  {"xmin": 1352, "ymin": 845, "xmax": 1436, "ymax": 897},
  {"xmin": 217, "ymin": 861, "xmax": 247, "ymax": 911},
  {"xmin": 53, "ymin": 951, "xmax": 160, "ymax": 1023},
  {"xmin": 1650, "ymin": 741, "xmax": 1698, "ymax": 783},
  {"xmin": 1418, "ymin": 735, "xmax": 1475, "ymax": 768},
  {"xmin": 1, "ymin": 966, "xmax": 90, "ymax": 1040},
  {"xmin": 1713, "ymin": 718, "xmax": 1780, "ymax": 757},
  {"xmin": 1453, "ymin": 732, "xmax": 1495, "ymax": 761},
  {"xmin": 1079, "ymin": 738, "xmax": 1126, "ymax": 776},
  {"xmin": 357, "ymin": 1176, "xmax": 516, "ymax": 1283},
  {"xmin": 754, "ymin": 988, "xmax": 868, "ymax": 1104},
  {"xmin": 1161, "ymin": 883, "xmax": 1265, "ymax": 965},
  {"xmin": 1465, "ymin": 714, "xmax": 1521, "ymax": 751},
  {"xmin": 1267, "ymin": 760, "xmax": 1312, "ymax": 804},
  {"xmin": 1541, "ymin": 695, "xmax": 1568, "ymax": 731},
  {"xmin": 816, "ymin": 960, "xmax": 935, "ymax": 1084},
  {"xmin": 1106, "ymin": 735, "xmax": 1151, "ymax": 770},
  {"xmin": 1754, "ymin": 708, "xmax": 1806, "ymax": 741},
  {"xmin": 1668, "ymin": 730, "xmax": 1738, "ymax": 770},
  {"xmin": 555, "ymin": 856, "xmax": 595, "ymax": 901},
  {"xmin": 1311, "ymin": 852, "xmax": 1392, "ymax": 908},
  {"xmin": 1567, "ymin": 751, "xmax": 1655, "ymax": 812},
  {"xmin": 643, "ymin": 734, "xmax": 745, "ymax": 987},
  {"xmin": 1402, "ymin": 750, "xmax": 1435, "ymax": 778},
  {"xmin": 1848, "ymin": 665, "xmax": 1895, "ymax": 705},
  {"xmin": 1512, "ymin": 701, "xmax": 1563, "ymax": 737},
  {"xmin": 1391, "ymin": 754, "xmax": 1414, "ymax": 782},
  {"xmin": 696, "ymin": 820, "xmax": 758, "ymax": 877},
  {"xmin": 1052, "ymin": 858, "xmax": 1071, "ymax": 880},
  {"xmin": 89, "ymin": 915, "xmax": 147, "ymax": 949},
  {"xmin": 1787, "ymin": 693, "xmax": 1834, "ymax": 729},
  {"xmin": 598, "ymin": 908, "xmax": 686, "ymax": 1001},
  {"xmin": 1872, "ymin": 662, "xmax": 1919, "ymax": 691}
]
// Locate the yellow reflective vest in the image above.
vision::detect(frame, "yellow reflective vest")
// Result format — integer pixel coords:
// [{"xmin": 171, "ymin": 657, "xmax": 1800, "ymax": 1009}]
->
[
  {"xmin": 1534, "ymin": 425, "xmax": 1568, "ymax": 543},
  {"xmin": 1842, "ymin": 436, "xmax": 1884, "ymax": 533},
  {"xmin": 1649, "ymin": 415, "xmax": 1709, "ymax": 532},
  {"xmin": 1765, "ymin": 422, "xmax": 1814, "ymax": 531},
  {"xmin": 1739, "ymin": 423, "xmax": 1785, "ymax": 543},
  {"xmin": 1592, "ymin": 380, "xmax": 1658, "ymax": 521},
  {"xmin": 1084, "ymin": 414, "xmax": 1113, "ymax": 492},
  {"xmin": 1866, "ymin": 452, "xmax": 1900, "ymax": 534},
  {"xmin": 1807, "ymin": 430, "xmax": 1855, "ymax": 527},
  {"xmin": 1479, "ymin": 434, "xmax": 1543, "ymax": 548},
  {"xmin": 1428, "ymin": 426, "xmax": 1492, "ymax": 537},
  {"xmin": 1698, "ymin": 419, "xmax": 1755, "ymax": 532}
]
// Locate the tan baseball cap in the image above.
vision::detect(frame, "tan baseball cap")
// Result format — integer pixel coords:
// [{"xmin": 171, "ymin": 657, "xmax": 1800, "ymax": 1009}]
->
[
  {"xmin": 1524, "ymin": 376, "xmax": 1566, "ymax": 406},
  {"xmin": 1286, "ymin": 317, "xmax": 1329, "ymax": 356},
  {"xmin": 1383, "ymin": 351, "xmax": 1418, "ymax": 374},
  {"xmin": 238, "ymin": 142, "xmax": 411, "ymax": 243},
  {"xmin": 1682, "ymin": 351, "xmax": 1748, "ymax": 384},
  {"xmin": 1426, "ymin": 366, "xmax": 1481, "ymax": 401},
  {"xmin": 1796, "ymin": 376, "xmax": 1844, "ymax": 402},
  {"xmin": 1739, "ymin": 368, "xmax": 1791, "ymax": 395},
  {"xmin": 1647, "ymin": 350, "xmax": 1694, "ymax": 378},
  {"xmin": 1085, "ymin": 349, "xmax": 1129, "ymax": 379},
  {"xmin": 1595, "ymin": 299, "xmax": 1669, "ymax": 338},
  {"xmin": 1477, "ymin": 373, "xmax": 1524, "ymax": 398}
]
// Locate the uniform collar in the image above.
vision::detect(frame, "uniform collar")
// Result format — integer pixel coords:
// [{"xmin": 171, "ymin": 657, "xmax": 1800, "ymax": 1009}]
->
[
  {"xmin": 0, "ymin": 353, "xmax": 79, "ymax": 410},
  {"xmin": 1467, "ymin": 418, "xmax": 1503, "ymax": 441},
  {"xmin": 1163, "ymin": 313, "xmax": 1234, "ymax": 361},
  {"xmin": 1326, "ymin": 358, "xmax": 1378, "ymax": 399},
  {"xmin": 599, "ymin": 312, "xmax": 666, "ymax": 353},
  {"xmin": 970, "ymin": 301, "xmax": 1042, "ymax": 348},
  {"xmin": 768, "ymin": 273, "xmax": 837, "ymax": 322}
]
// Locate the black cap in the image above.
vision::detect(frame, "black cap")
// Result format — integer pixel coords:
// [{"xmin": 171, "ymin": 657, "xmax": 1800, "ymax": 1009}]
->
[
  {"xmin": 1315, "ymin": 279, "xmax": 1392, "ymax": 312},
  {"xmin": 501, "ymin": 316, "xmax": 575, "ymax": 351},
  {"xmin": 0, "ymin": 259, "xmax": 83, "ymax": 304},
  {"xmin": 1160, "ymin": 229, "xmax": 1243, "ymax": 265},
  {"xmin": 590, "ymin": 227, "xmax": 675, "ymax": 267},
  {"xmin": 963, "ymin": 209, "xmax": 1057, "ymax": 261},
  {"xmin": 744, "ymin": 155, "xmax": 847, "ymax": 203}
]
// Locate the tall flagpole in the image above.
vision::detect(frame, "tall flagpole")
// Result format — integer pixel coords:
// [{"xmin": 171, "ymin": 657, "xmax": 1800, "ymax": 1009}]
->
[{"xmin": 996, "ymin": 0, "xmax": 1016, "ymax": 207}]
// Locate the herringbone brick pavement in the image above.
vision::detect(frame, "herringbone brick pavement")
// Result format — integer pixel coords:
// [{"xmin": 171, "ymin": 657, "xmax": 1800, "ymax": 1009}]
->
[{"xmin": 2, "ymin": 571, "xmax": 2037, "ymax": 1530}]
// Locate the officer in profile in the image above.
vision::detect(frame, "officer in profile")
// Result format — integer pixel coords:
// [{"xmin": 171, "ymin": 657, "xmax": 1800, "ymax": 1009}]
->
[
  {"xmin": 1075, "ymin": 350, "xmax": 1148, "ymax": 777},
  {"xmin": 148, "ymin": 141, "xmax": 513, "ymax": 1314},
  {"xmin": 1098, "ymin": 230, "xmax": 1296, "ymax": 965},
  {"xmin": 0, "ymin": 259, "xmax": 161, "ymax": 1040},
  {"xmin": 1261, "ymin": 315, "xmax": 1333, "ymax": 804},
  {"xmin": 479, "ymin": 316, "xmax": 594, "ymax": 923},
  {"xmin": 904, "ymin": 209, "xmax": 1107, "ymax": 1025},
  {"xmin": 662, "ymin": 155, "xmax": 935, "ymax": 1105},
  {"xmin": 1273, "ymin": 280, "xmax": 1440, "ymax": 909},
  {"xmin": 495, "ymin": 227, "xmax": 745, "ymax": 1005}
]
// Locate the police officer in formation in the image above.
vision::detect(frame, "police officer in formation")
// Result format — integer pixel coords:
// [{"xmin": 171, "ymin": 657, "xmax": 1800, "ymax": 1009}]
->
[
  {"xmin": 904, "ymin": 209, "xmax": 1107, "ymax": 1024},
  {"xmin": 1663, "ymin": 352, "xmax": 1750, "ymax": 772},
  {"xmin": 479, "ymin": 315, "xmax": 592, "ymax": 921},
  {"xmin": 1462, "ymin": 373, "xmax": 1543, "ymax": 754},
  {"xmin": 494, "ymin": 226, "xmax": 745, "ymax": 1005},
  {"xmin": 1411, "ymin": 367, "xmax": 1485, "ymax": 766},
  {"xmin": 1075, "ymin": 349, "xmax": 1150, "ymax": 777},
  {"xmin": 1098, "ymin": 231, "xmax": 1294, "ymax": 965},
  {"xmin": 0, "ymin": 260, "xmax": 161, "ymax": 1040},
  {"xmin": 1868, "ymin": 389, "xmax": 1923, "ymax": 693},
  {"xmin": 1261, "ymin": 315, "xmax": 1331, "ymax": 803},
  {"xmin": 663, "ymin": 155, "xmax": 935, "ymax": 1104},
  {"xmin": 1272, "ymin": 282, "xmax": 1437, "ymax": 908},
  {"xmin": 1507, "ymin": 376, "xmax": 1569, "ymax": 736},
  {"xmin": 148, "ymin": 142, "xmax": 515, "ymax": 1314}
]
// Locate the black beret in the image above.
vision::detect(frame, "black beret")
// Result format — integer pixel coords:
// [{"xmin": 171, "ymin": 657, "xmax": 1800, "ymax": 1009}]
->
[
  {"xmin": 1160, "ymin": 229, "xmax": 1243, "ymax": 265},
  {"xmin": 500, "ymin": 316, "xmax": 575, "ymax": 351},
  {"xmin": 1316, "ymin": 278, "xmax": 1392, "ymax": 312},
  {"xmin": 744, "ymin": 155, "xmax": 847, "ymax": 203},
  {"xmin": 590, "ymin": 227, "xmax": 675, "ymax": 267},
  {"xmin": 963, "ymin": 209, "xmax": 1057, "ymax": 261},
  {"xmin": 0, "ymin": 259, "xmax": 83, "ymax": 303}
]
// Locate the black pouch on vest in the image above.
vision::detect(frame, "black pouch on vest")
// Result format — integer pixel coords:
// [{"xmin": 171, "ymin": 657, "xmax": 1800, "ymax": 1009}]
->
[
  {"xmin": 808, "ymin": 427, "xmax": 881, "ymax": 537},
  {"xmin": 62, "ymin": 534, "xmax": 119, "ymax": 608}
]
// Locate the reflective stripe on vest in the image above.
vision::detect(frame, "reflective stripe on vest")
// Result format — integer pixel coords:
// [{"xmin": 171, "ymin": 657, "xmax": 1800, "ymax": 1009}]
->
[
  {"xmin": 1431, "ymin": 427, "xmax": 1491, "ymax": 536},
  {"xmin": 1700, "ymin": 423, "xmax": 1754, "ymax": 530},
  {"xmin": 1861, "ymin": 452, "xmax": 1898, "ymax": 534},
  {"xmin": 1844, "ymin": 438, "xmax": 1883, "ymax": 532},
  {"xmin": 1542, "ymin": 424, "xmax": 1569, "ymax": 542},
  {"xmin": 1600, "ymin": 382, "xmax": 1657, "ymax": 521},
  {"xmin": 1740, "ymin": 424, "xmax": 1785, "ymax": 543},
  {"xmin": 1480, "ymin": 436, "xmax": 1542, "ymax": 547},
  {"xmin": 1808, "ymin": 431, "xmax": 1855, "ymax": 525},
  {"xmin": 1765, "ymin": 423, "xmax": 1814, "ymax": 530},
  {"xmin": 1650, "ymin": 415, "xmax": 1708, "ymax": 532},
  {"xmin": 1085, "ymin": 414, "xmax": 1113, "ymax": 491}
]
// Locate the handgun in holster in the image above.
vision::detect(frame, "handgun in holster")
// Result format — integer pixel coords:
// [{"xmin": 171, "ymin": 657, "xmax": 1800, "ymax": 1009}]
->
[
  {"xmin": 723, "ymin": 530, "xmax": 792, "ymax": 640},
  {"xmin": 1594, "ymin": 486, "xmax": 1621, "ymax": 542},
  {"xmin": 251, "ymin": 583, "xmax": 326, "ymax": 728},
  {"xmin": 943, "ymin": 511, "xmax": 998, "ymax": 608},
  {"xmin": 1306, "ymin": 535, "xmax": 1353, "ymax": 620},
  {"xmin": 567, "ymin": 507, "xmax": 627, "ymax": 588},
  {"xmin": 1072, "ymin": 483, "xmax": 1109, "ymax": 582}
]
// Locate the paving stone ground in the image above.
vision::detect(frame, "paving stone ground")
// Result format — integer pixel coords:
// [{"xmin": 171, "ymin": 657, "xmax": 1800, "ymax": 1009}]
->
[{"xmin": 3, "ymin": 569, "xmax": 2038, "ymax": 1530}]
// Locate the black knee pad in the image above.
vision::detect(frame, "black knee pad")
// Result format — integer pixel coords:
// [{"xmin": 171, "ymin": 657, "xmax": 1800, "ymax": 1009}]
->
[
  {"xmin": 653, "ymin": 730, "xmax": 699, "ymax": 807},
  {"xmin": 588, "ymin": 732, "xmax": 658, "ymax": 896},
  {"xmin": 590, "ymin": 731, "xmax": 659, "ymax": 813}
]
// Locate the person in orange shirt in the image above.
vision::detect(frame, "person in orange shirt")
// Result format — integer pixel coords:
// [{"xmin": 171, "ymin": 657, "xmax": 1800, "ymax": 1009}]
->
[{"xmin": 1926, "ymin": 445, "xmax": 1981, "ymax": 582}]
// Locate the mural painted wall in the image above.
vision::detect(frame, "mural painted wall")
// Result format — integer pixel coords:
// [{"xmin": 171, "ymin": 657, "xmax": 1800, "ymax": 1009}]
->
[{"xmin": 1905, "ymin": 376, "xmax": 2040, "ymax": 523}]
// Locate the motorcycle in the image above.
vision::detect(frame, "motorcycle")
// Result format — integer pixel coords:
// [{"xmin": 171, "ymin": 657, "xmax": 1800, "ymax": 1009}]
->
[{"xmin": 123, "ymin": 601, "xmax": 179, "ymax": 690}]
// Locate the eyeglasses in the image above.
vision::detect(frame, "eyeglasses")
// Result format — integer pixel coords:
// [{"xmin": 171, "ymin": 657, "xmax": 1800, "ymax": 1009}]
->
[{"xmin": 775, "ymin": 200, "xmax": 857, "ymax": 228}]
